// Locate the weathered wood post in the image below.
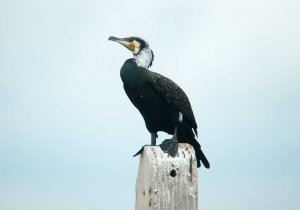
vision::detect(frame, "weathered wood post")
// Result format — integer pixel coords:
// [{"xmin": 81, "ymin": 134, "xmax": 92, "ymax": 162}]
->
[{"xmin": 135, "ymin": 143, "xmax": 198, "ymax": 210}]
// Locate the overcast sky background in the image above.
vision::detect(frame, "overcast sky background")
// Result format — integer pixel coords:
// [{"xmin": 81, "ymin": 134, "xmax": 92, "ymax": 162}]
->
[{"xmin": 1, "ymin": 0, "xmax": 300, "ymax": 209}]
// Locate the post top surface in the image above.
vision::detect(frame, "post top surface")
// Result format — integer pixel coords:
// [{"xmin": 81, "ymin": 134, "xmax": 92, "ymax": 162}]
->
[{"xmin": 141, "ymin": 143, "xmax": 196, "ymax": 164}]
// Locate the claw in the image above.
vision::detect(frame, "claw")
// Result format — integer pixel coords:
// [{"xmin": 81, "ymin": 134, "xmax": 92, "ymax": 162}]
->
[{"xmin": 133, "ymin": 146, "xmax": 145, "ymax": 157}]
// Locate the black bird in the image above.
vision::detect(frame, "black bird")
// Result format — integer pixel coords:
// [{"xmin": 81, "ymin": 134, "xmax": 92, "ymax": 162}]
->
[{"xmin": 108, "ymin": 36, "xmax": 210, "ymax": 168}]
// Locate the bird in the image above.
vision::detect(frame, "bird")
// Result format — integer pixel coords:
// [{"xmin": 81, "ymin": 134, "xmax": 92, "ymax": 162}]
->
[{"xmin": 108, "ymin": 36, "xmax": 210, "ymax": 168}]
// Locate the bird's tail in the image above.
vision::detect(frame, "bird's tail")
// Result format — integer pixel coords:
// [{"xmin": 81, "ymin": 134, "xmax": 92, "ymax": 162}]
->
[
  {"xmin": 177, "ymin": 123, "xmax": 210, "ymax": 168},
  {"xmin": 189, "ymin": 138, "xmax": 210, "ymax": 168}
]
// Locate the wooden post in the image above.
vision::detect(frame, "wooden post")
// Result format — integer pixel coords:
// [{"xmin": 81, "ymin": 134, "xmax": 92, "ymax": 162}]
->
[{"xmin": 135, "ymin": 143, "xmax": 198, "ymax": 210}]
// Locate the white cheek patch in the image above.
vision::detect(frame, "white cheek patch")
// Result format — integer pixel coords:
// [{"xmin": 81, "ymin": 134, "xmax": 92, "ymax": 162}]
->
[{"xmin": 133, "ymin": 40, "xmax": 140, "ymax": 54}]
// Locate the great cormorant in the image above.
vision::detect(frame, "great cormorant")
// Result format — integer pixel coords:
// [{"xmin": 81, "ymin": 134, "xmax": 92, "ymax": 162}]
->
[{"xmin": 108, "ymin": 36, "xmax": 210, "ymax": 168}]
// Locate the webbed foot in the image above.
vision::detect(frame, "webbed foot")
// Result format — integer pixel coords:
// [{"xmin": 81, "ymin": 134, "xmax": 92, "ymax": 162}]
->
[{"xmin": 159, "ymin": 137, "xmax": 179, "ymax": 157}]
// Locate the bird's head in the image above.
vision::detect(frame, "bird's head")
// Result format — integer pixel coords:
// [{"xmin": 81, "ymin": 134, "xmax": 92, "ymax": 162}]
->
[
  {"xmin": 108, "ymin": 36, "xmax": 154, "ymax": 68},
  {"xmin": 108, "ymin": 36, "xmax": 147, "ymax": 55}
]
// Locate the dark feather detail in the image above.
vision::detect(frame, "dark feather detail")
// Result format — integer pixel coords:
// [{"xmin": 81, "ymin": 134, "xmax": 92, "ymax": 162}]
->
[
  {"xmin": 149, "ymin": 49, "xmax": 154, "ymax": 68},
  {"xmin": 148, "ymin": 71, "xmax": 198, "ymax": 132}
]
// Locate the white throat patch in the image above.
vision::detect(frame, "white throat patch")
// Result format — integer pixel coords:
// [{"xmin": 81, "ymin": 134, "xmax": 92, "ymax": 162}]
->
[{"xmin": 134, "ymin": 47, "xmax": 153, "ymax": 69}]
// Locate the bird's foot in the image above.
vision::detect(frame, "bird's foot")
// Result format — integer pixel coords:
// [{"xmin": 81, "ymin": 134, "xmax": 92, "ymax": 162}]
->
[
  {"xmin": 133, "ymin": 145, "xmax": 153, "ymax": 157},
  {"xmin": 133, "ymin": 146, "xmax": 145, "ymax": 157},
  {"xmin": 159, "ymin": 137, "xmax": 179, "ymax": 157}
]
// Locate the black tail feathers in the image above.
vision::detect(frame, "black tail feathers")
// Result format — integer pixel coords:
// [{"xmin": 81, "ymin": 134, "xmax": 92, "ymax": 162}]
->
[
  {"xmin": 189, "ymin": 138, "xmax": 210, "ymax": 168},
  {"xmin": 176, "ymin": 122, "xmax": 210, "ymax": 168}
]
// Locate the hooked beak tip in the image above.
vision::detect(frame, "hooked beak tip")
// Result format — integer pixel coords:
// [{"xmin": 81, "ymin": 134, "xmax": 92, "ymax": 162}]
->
[{"xmin": 108, "ymin": 36, "xmax": 117, "ymax": 41}]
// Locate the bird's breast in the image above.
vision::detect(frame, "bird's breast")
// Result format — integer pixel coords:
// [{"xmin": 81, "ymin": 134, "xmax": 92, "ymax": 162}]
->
[{"xmin": 120, "ymin": 60, "xmax": 149, "ymax": 89}]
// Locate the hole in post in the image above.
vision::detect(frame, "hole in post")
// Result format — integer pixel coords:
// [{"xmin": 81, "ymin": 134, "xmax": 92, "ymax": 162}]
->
[{"xmin": 170, "ymin": 169, "xmax": 177, "ymax": 177}]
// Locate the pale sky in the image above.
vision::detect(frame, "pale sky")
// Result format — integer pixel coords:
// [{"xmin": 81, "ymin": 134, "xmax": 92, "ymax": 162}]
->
[{"xmin": 1, "ymin": 0, "xmax": 300, "ymax": 209}]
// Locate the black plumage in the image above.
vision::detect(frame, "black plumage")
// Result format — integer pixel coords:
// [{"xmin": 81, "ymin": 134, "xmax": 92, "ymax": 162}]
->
[{"xmin": 109, "ymin": 36, "xmax": 209, "ymax": 168}]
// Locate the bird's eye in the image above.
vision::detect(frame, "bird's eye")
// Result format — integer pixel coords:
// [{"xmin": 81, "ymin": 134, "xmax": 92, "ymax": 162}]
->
[{"xmin": 127, "ymin": 37, "xmax": 135, "ymax": 42}]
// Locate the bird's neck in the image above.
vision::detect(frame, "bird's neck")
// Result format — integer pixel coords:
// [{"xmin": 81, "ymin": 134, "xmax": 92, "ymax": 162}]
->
[{"xmin": 134, "ymin": 47, "xmax": 154, "ymax": 69}]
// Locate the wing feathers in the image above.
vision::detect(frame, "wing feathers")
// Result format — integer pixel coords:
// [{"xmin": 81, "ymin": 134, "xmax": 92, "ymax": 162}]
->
[{"xmin": 148, "ymin": 71, "xmax": 197, "ymax": 130}]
